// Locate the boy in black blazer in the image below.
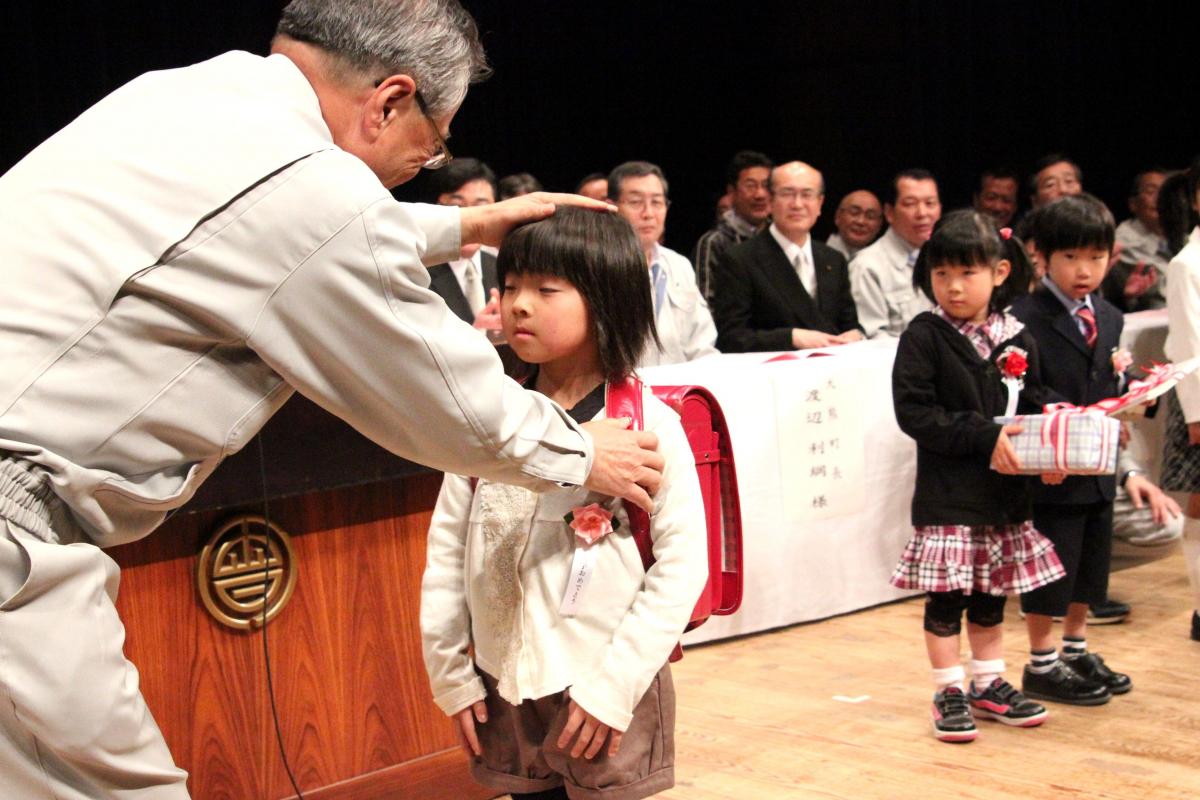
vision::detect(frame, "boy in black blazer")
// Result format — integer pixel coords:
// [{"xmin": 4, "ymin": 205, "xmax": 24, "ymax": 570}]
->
[{"xmin": 1012, "ymin": 196, "xmax": 1132, "ymax": 706}]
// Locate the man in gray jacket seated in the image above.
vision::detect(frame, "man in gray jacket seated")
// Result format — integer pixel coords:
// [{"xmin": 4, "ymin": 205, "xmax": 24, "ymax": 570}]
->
[{"xmin": 609, "ymin": 160, "xmax": 719, "ymax": 367}]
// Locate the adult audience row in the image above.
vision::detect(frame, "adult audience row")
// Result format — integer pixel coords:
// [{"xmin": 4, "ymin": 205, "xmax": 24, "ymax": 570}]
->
[{"xmin": 427, "ymin": 151, "xmax": 1186, "ymax": 364}]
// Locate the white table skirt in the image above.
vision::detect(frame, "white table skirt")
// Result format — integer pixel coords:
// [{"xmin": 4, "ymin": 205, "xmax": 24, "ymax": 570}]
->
[
  {"xmin": 642, "ymin": 311, "xmax": 1169, "ymax": 647},
  {"xmin": 642, "ymin": 340, "xmax": 919, "ymax": 646}
]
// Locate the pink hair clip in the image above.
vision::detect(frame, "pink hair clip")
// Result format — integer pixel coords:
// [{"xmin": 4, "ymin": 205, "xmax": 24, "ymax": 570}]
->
[{"xmin": 999, "ymin": 227, "xmax": 1013, "ymax": 240}]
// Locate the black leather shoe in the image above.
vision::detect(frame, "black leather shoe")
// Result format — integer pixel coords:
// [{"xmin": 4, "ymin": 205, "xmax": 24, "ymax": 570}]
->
[
  {"xmin": 1065, "ymin": 652, "xmax": 1132, "ymax": 695},
  {"xmin": 1087, "ymin": 598, "xmax": 1130, "ymax": 625},
  {"xmin": 1022, "ymin": 661, "xmax": 1110, "ymax": 706},
  {"xmin": 1192, "ymin": 611, "xmax": 1200, "ymax": 642}
]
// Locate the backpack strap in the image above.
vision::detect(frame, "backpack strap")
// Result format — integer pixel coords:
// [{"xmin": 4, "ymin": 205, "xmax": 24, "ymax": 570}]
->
[{"xmin": 604, "ymin": 377, "xmax": 654, "ymax": 571}]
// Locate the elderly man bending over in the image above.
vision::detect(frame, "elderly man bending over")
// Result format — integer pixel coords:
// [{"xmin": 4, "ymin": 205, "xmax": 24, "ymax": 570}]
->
[{"xmin": 0, "ymin": 1, "xmax": 662, "ymax": 796}]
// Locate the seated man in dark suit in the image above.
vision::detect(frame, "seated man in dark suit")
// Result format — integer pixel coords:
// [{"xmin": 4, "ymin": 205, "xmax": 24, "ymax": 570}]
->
[
  {"xmin": 712, "ymin": 161, "xmax": 863, "ymax": 352},
  {"xmin": 425, "ymin": 158, "xmax": 500, "ymax": 328}
]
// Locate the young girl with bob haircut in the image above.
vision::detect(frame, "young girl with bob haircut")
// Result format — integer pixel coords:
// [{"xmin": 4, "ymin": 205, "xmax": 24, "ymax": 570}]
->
[
  {"xmin": 420, "ymin": 208, "xmax": 708, "ymax": 800},
  {"xmin": 891, "ymin": 210, "xmax": 1066, "ymax": 743}
]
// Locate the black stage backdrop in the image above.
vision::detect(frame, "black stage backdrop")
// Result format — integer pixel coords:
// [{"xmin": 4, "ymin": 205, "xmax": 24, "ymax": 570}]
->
[{"xmin": 2, "ymin": 1, "xmax": 1194, "ymax": 254}]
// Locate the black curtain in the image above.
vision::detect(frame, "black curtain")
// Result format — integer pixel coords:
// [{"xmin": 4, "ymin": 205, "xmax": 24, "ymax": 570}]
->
[{"xmin": 3, "ymin": 1, "xmax": 1193, "ymax": 254}]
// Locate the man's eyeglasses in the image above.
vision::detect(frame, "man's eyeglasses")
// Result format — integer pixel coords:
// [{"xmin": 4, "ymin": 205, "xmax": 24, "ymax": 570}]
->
[
  {"xmin": 618, "ymin": 195, "xmax": 670, "ymax": 212},
  {"xmin": 773, "ymin": 188, "xmax": 822, "ymax": 203},
  {"xmin": 414, "ymin": 90, "xmax": 453, "ymax": 170}
]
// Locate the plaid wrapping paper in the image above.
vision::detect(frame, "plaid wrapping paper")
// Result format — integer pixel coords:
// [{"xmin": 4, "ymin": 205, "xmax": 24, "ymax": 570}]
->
[
  {"xmin": 994, "ymin": 412, "xmax": 1119, "ymax": 475},
  {"xmin": 890, "ymin": 521, "xmax": 1065, "ymax": 596}
]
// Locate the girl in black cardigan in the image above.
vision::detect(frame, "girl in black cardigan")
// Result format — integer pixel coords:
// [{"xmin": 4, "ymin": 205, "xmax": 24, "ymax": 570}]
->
[{"xmin": 890, "ymin": 211, "xmax": 1065, "ymax": 743}]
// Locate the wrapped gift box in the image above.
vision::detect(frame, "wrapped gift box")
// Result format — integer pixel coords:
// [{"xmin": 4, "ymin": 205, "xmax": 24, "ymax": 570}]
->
[{"xmin": 994, "ymin": 411, "xmax": 1119, "ymax": 475}]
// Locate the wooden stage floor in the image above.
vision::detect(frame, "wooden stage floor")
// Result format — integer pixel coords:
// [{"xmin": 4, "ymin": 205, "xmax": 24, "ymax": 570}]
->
[{"xmin": 504, "ymin": 549, "xmax": 1198, "ymax": 800}]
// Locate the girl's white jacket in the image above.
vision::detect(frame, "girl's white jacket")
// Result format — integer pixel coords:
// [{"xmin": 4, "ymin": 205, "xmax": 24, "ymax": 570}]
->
[{"xmin": 420, "ymin": 386, "xmax": 709, "ymax": 731}]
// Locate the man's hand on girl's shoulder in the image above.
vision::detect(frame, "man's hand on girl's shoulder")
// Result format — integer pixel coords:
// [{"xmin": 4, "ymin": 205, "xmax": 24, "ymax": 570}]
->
[{"xmin": 582, "ymin": 418, "xmax": 663, "ymax": 513}]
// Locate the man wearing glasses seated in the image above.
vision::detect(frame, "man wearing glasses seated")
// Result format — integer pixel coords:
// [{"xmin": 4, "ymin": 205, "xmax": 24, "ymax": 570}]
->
[
  {"xmin": 713, "ymin": 161, "xmax": 864, "ymax": 352},
  {"xmin": 827, "ymin": 189, "xmax": 884, "ymax": 262},
  {"xmin": 609, "ymin": 161, "xmax": 719, "ymax": 367}
]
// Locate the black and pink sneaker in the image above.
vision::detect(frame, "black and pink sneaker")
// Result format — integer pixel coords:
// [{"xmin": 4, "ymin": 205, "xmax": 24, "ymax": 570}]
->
[
  {"xmin": 969, "ymin": 678, "xmax": 1048, "ymax": 727},
  {"xmin": 932, "ymin": 686, "xmax": 977, "ymax": 742}
]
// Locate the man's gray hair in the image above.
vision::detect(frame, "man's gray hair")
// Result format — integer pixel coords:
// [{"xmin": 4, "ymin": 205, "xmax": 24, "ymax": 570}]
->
[{"xmin": 277, "ymin": 0, "xmax": 491, "ymax": 115}]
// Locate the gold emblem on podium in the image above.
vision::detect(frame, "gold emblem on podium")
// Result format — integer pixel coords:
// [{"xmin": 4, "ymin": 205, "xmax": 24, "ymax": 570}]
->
[{"xmin": 197, "ymin": 515, "xmax": 298, "ymax": 630}]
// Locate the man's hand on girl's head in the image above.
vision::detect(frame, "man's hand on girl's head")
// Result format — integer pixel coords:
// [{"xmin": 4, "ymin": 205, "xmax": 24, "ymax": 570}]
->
[
  {"xmin": 581, "ymin": 418, "xmax": 663, "ymax": 513},
  {"xmin": 459, "ymin": 192, "xmax": 618, "ymax": 248}
]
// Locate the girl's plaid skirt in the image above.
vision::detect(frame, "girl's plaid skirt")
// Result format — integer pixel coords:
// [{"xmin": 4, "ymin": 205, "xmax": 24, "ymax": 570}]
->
[
  {"xmin": 890, "ymin": 520, "xmax": 1065, "ymax": 596},
  {"xmin": 1161, "ymin": 389, "xmax": 1200, "ymax": 492}
]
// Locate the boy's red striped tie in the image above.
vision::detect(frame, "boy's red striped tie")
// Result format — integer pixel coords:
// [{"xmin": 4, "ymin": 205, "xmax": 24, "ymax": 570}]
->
[{"xmin": 1076, "ymin": 306, "xmax": 1098, "ymax": 349}]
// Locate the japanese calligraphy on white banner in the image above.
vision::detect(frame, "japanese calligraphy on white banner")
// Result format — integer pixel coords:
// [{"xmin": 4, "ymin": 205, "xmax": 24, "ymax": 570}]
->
[{"xmin": 773, "ymin": 363, "xmax": 868, "ymax": 521}]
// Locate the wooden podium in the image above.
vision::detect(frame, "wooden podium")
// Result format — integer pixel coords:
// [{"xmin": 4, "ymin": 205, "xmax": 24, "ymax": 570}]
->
[{"xmin": 108, "ymin": 396, "xmax": 496, "ymax": 799}]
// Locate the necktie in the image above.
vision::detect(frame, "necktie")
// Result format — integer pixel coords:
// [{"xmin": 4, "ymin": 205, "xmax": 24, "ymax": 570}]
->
[
  {"xmin": 650, "ymin": 262, "xmax": 667, "ymax": 316},
  {"xmin": 794, "ymin": 251, "xmax": 815, "ymax": 296},
  {"xmin": 463, "ymin": 259, "xmax": 486, "ymax": 317},
  {"xmin": 1076, "ymin": 306, "xmax": 1098, "ymax": 348}
]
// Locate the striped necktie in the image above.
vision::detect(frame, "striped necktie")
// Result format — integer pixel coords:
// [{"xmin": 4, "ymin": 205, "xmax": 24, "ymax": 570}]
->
[{"xmin": 1076, "ymin": 306, "xmax": 1098, "ymax": 348}]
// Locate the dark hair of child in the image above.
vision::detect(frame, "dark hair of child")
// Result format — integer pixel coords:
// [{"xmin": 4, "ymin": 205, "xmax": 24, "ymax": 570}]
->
[
  {"xmin": 496, "ymin": 207, "xmax": 661, "ymax": 382},
  {"xmin": 1158, "ymin": 171, "xmax": 1192, "ymax": 257},
  {"xmin": 1028, "ymin": 194, "xmax": 1115, "ymax": 258},
  {"xmin": 911, "ymin": 209, "xmax": 1034, "ymax": 311}
]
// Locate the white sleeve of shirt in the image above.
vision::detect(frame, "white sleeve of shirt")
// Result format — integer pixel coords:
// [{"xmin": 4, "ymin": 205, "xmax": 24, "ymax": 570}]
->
[
  {"xmin": 1167, "ymin": 252, "xmax": 1200, "ymax": 421},
  {"xmin": 420, "ymin": 473, "xmax": 488, "ymax": 717}
]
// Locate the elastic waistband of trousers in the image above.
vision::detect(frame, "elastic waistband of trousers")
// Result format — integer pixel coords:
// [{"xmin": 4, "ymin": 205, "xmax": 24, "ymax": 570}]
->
[{"xmin": 0, "ymin": 457, "xmax": 70, "ymax": 543}]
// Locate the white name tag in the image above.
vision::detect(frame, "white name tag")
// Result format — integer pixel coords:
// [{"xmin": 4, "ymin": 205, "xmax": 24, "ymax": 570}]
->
[{"xmin": 559, "ymin": 546, "xmax": 598, "ymax": 617}]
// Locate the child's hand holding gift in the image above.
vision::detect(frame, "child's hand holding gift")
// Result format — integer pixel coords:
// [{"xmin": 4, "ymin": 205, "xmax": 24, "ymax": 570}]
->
[{"xmin": 990, "ymin": 423, "xmax": 1025, "ymax": 475}]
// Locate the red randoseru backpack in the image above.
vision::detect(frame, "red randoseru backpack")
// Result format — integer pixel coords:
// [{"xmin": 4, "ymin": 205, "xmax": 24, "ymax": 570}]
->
[{"xmin": 606, "ymin": 376, "xmax": 744, "ymax": 662}]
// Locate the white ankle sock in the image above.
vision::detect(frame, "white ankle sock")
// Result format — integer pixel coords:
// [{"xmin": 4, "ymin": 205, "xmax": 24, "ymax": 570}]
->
[
  {"xmin": 932, "ymin": 664, "xmax": 965, "ymax": 692},
  {"xmin": 1028, "ymin": 648, "xmax": 1058, "ymax": 674},
  {"xmin": 970, "ymin": 658, "xmax": 1005, "ymax": 692},
  {"xmin": 1062, "ymin": 636, "xmax": 1087, "ymax": 658}
]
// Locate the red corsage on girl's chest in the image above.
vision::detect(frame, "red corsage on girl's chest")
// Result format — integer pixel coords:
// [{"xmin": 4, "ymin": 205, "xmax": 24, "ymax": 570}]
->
[
  {"xmin": 996, "ymin": 346, "xmax": 1028, "ymax": 417},
  {"xmin": 997, "ymin": 346, "xmax": 1028, "ymax": 380},
  {"xmin": 565, "ymin": 503, "xmax": 620, "ymax": 546}
]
